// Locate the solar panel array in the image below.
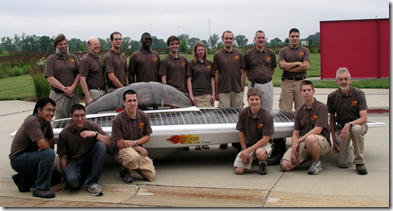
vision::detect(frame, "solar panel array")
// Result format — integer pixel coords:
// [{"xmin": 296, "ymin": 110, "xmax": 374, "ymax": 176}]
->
[{"xmin": 51, "ymin": 108, "xmax": 295, "ymax": 129}]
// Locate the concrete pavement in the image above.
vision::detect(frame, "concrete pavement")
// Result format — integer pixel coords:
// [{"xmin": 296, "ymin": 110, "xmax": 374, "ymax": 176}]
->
[{"xmin": 0, "ymin": 88, "xmax": 389, "ymax": 208}]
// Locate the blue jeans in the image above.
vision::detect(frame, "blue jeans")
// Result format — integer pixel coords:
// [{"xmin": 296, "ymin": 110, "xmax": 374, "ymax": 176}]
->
[
  {"xmin": 10, "ymin": 149, "xmax": 55, "ymax": 190},
  {"xmin": 64, "ymin": 141, "xmax": 106, "ymax": 188}
]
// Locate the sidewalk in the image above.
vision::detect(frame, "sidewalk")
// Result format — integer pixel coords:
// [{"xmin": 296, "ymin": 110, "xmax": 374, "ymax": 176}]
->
[{"xmin": 0, "ymin": 88, "xmax": 389, "ymax": 208}]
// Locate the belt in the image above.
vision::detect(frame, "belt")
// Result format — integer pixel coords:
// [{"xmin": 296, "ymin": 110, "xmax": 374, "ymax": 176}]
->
[
  {"xmin": 250, "ymin": 79, "xmax": 271, "ymax": 87},
  {"xmin": 88, "ymin": 86, "xmax": 105, "ymax": 90},
  {"xmin": 282, "ymin": 77, "xmax": 305, "ymax": 81}
]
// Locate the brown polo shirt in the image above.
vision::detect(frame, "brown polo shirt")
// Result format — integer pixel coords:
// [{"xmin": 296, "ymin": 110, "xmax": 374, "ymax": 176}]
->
[
  {"xmin": 186, "ymin": 60, "xmax": 214, "ymax": 96},
  {"xmin": 104, "ymin": 50, "xmax": 128, "ymax": 87},
  {"xmin": 45, "ymin": 53, "xmax": 79, "ymax": 89},
  {"xmin": 244, "ymin": 47, "xmax": 277, "ymax": 82},
  {"xmin": 278, "ymin": 45, "xmax": 310, "ymax": 79},
  {"xmin": 128, "ymin": 48, "xmax": 161, "ymax": 83},
  {"xmin": 327, "ymin": 86, "xmax": 368, "ymax": 126},
  {"xmin": 212, "ymin": 48, "xmax": 245, "ymax": 93},
  {"xmin": 294, "ymin": 99, "xmax": 330, "ymax": 144},
  {"xmin": 9, "ymin": 115, "xmax": 53, "ymax": 160},
  {"xmin": 111, "ymin": 109, "xmax": 152, "ymax": 152},
  {"xmin": 79, "ymin": 52, "xmax": 105, "ymax": 89},
  {"xmin": 159, "ymin": 54, "xmax": 188, "ymax": 93},
  {"xmin": 236, "ymin": 106, "xmax": 274, "ymax": 146},
  {"xmin": 57, "ymin": 120, "xmax": 107, "ymax": 164}
]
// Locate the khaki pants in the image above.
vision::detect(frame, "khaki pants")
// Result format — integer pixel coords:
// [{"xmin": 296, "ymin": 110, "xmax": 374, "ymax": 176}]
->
[
  {"xmin": 49, "ymin": 90, "xmax": 79, "ymax": 119},
  {"xmin": 218, "ymin": 92, "xmax": 244, "ymax": 109},
  {"xmin": 282, "ymin": 135, "xmax": 331, "ymax": 166},
  {"xmin": 233, "ymin": 143, "xmax": 273, "ymax": 169},
  {"xmin": 335, "ymin": 124, "xmax": 368, "ymax": 167},
  {"xmin": 194, "ymin": 94, "xmax": 213, "ymax": 107},
  {"xmin": 248, "ymin": 81, "xmax": 273, "ymax": 111},
  {"xmin": 115, "ymin": 147, "xmax": 156, "ymax": 181},
  {"xmin": 85, "ymin": 89, "xmax": 105, "ymax": 104},
  {"xmin": 279, "ymin": 79, "xmax": 304, "ymax": 111}
]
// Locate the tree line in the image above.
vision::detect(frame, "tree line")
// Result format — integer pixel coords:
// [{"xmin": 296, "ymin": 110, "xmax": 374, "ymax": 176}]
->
[{"xmin": 0, "ymin": 32, "xmax": 320, "ymax": 55}]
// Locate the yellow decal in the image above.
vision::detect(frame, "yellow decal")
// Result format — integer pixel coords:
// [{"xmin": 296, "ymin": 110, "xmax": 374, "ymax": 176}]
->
[
  {"xmin": 257, "ymin": 123, "xmax": 263, "ymax": 129},
  {"xmin": 166, "ymin": 135, "xmax": 200, "ymax": 144},
  {"xmin": 311, "ymin": 115, "xmax": 317, "ymax": 120},
  {"xmin": 351, "ymin": 101, "xmax": 358, "ymax": 106}
]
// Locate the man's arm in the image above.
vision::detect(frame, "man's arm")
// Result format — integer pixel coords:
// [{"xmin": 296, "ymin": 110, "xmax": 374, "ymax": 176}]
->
[
  {"xmin": 240, "ymin": 68, "xmax": 245, "ymax": 90},
  {"xmin": 36, "ymin": 138, "xmax": 51, "ymax": 150},
  {"xmin": 47, "ymin": 76, "xmax": 66, "ymax": 91},
  {"xmin": 329, "ymin": 113, "xmax": 340, "ymax": 153},
  {"xmin": 79, "ymin": 76, "xmax": 92, "ymax": 104},
  {"xmin": 80, "ymin": 130, "xmax": 111, "ymax": 147},
  {"xmin": 279, "ymin": 60, "xmax": 310, "ymax": 72},
  {"xmin": 51, "ymin": 155, "xmax": 67, "ymax": 192},
  {"xmin": 107, "ymin": 72, "xmax": 124, "ymax": 88},
  {"xmin": 214, "ymin": 70, "xmax": 219, "ymax": 100},
  {"xmin": 340, "ymin": 110, "xmax": 367, "ymax": 141}
]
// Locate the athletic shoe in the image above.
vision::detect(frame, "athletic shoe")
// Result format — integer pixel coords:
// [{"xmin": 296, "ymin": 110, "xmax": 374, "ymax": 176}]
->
[
  {"xmin": 258, "ymin": 161, "xmax": 268, "ymax": 175},
  {"xmin": 308, "ymin": 161, "xmax": 322, "ymax": 175},
  {"xmin": 356, "ymin": 164, "xmax": 368, "ymax": 175},
  {"xmin": 119, "ymin": 166, "xmax": 133, "ymax": 183},
  {"xmin": 32, "ymin": 189, "xmax": 55, "ymax": 198},
  {"xmin": 12, "ymin": 174, "xmax": 30, "ymax": 192},
  {"xmin": 87, "ymin": 184, "xmax": 103, "ymax": 196}
]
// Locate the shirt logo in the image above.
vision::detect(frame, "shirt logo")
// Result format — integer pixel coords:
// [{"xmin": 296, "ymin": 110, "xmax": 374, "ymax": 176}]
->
[
  {"xmin": 257, "ymin": 123, "xmax": 263, "ymax": 129},
  {"xmin": 69, "ymin": 59, "xmax": 75, "ymax": 63},
  {"xmin": 234, "ymin": 56, "xmax": 239, "ymax": 60},
  {"xmin": 311, "ymin": 115, "xmax": 317, "ymax": 120},
  {"xmin": 207, "ymin": 65, "xmax": 211, "ymax": 69},
  {"xmin": 152, "ymin": 57, "xmax": 158, "ymax": 62},
  {"xmin": 139, "ymin": 123, "xmax": 144, "ymax": 128},
  {"xmin": 299, "ymin": 52, "xmax": 304, "ymax": 56},
  {"xmin": 181, "ymin": 62, "xmax": 186, "ymax": 67},
  {"xmin": 351, "ymin": 101, "xmax": 358, "ymax": 106},
  {"xmin": 266, "ymin": 56, "xmax": 271, "ymax": 61}
]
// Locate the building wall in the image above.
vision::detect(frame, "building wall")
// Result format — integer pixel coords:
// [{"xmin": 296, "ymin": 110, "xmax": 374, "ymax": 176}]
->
[{"xmin": 320, "ymin": 19, "xmax": 389, "ymax": 79}]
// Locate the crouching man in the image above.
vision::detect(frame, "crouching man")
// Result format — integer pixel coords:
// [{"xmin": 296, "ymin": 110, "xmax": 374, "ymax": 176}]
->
[
  {"xmin": 52, "ymin": 104, "xmax": 111, "ymax": 196},
  {"xmin": 234, "ymin": 88, "xmax": 274, "ymax": 175},
  {"xmin": 112, "ymin": 90, "xmax": 156, "ymax": 183},
  {"xmin": 280, "ymin": 80, "xmax": 331, "ymax": 175}
]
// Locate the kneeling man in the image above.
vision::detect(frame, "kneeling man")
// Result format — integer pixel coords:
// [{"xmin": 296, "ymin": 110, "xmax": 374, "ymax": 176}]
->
[
  {"xmin": 280, "ymin": 80, "xmax": 331, "ymax": 175},
  {"xmin": 53, "ymin": 104, "xmax": 111, "ymax": 196},
  {"xmin": 234, "ymin": 88, "xmax": 274, "ymax": 175}
]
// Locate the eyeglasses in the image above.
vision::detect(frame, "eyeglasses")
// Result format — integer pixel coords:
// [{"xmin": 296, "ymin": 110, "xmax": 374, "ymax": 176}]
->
[
  {"xmin": 170, "ymin": 42, "xmax": 179, "ymax": 46},
  {"xmin": 338, "ymin": 77, "xmax": 349, "ymax": 81}
]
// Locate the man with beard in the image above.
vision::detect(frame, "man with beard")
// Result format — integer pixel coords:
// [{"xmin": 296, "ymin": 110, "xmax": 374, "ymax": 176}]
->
[
  {"xmin": 104, "ymin": 31, "xmax": 128, "ymax": 92},
  {"xmin": 9, "ymin": 98, "xmax": 61, "ymax": 198},
  {"xmin": 244, "ymin": 30, "xmax": 277, "ymax": 111},
  {"xmin": 45, "ymin": 34, "xmax": 80, "ymax": 119},
  {"xmin": 79, "ymin": 37, "xmax": 106, "ymax": 105},
  {"xmin": 327, "ymin": 67, "xmax": 368, "ymax": 175},
  {"xmin": 128, "ymin": 33, "xmax": 161, "ymax": 83}
]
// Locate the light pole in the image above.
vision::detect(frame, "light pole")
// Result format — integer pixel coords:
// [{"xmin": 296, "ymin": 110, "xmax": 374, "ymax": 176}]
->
[
  {"xmin": 178, "ymin": 26, "xmax": 188, "ymax": 44},
  {"xmin": 209, "ymin": 20, "xmax": 211, "ymax": 49}
]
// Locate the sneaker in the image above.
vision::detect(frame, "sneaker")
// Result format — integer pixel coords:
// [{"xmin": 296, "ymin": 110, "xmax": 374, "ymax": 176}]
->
[
  {"xmin": 87, "ymin": 184, "xmax": 103, "ymax": 196},
  {"xmin": 119, "ymin": 166, "xmax": 133, "ymax": 183},
  {"xmin": 32, "ymin": 189, "xmax": 55, "ymax": 198},
  {"xmin": 308, "ymin": 161, "xmax": 322, "ymax": 175},
  {"xmin": 356, "ymin": 164, "xmax": 368, "ymax": 175},
  {"xmin": 12, "ymin": 174, "xmax": 30, "ymax": 192},
  {"xmin": 258, "ymin": 161, "xmax": 268, "ymax": 175}
]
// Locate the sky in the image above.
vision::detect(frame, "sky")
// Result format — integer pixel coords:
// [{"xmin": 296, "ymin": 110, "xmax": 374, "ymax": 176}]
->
[{"xmin": 0, "ymin": 0, "xmax": 389, "ymax": 43}]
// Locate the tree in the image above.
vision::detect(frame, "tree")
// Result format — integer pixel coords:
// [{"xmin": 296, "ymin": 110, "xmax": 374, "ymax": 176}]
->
[
  {"xmin": 208, "ymin": 34, "xmax": 220, "ymax": 48},
  {"xmin": 234, "ymin": 35, "xmax": 248, "ymax": 47},
  {"xmin": 271, "ymin": 37, "xmax": 283, "ymax": 47},
  {"xmin": 179, "ymin": 40, "xmax": 187, "ymax": 54},
  {"xmin": 151, "ymin": 36, "xmax": 166, "ymax": 49},
  {"xmin": 187, "ymin": 37, "xmax": 200, "ymax": 49},
  {"xmin": 284, "ymin": 38, "xmax": 289, "ymax": 46},
  {"xmin": 201, "ymin": 40, "xmax": 209, "ymax": 48}
]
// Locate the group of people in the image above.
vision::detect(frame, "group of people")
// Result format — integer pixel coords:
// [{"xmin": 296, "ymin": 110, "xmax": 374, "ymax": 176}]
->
[{"xmin": 9, "ymin": 28, "xmax": 369, "ymax": 199}]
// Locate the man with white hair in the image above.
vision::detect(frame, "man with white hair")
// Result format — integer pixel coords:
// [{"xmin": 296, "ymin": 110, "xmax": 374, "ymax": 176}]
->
[
  {"xmin": 79, "ymin": 37, "xmax": 106, "ymax": 105},
  {"xmin": 327, "ymin": 67, "xmax": 368, "ymax": 175}
]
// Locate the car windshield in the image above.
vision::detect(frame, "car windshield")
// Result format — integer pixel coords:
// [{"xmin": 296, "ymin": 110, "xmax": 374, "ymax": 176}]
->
[{"xmin": 86, "ymin": 82, "xmax": 193, "ymax": 114}]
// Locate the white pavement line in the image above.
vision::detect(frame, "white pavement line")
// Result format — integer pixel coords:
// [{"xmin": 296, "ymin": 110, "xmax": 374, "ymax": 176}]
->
[{"xmin": 0, "ymin": 110, "xmax": 32, "ymax": 117}]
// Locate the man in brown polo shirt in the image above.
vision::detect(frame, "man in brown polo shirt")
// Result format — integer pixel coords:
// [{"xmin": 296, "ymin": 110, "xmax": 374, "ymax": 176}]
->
[
  {"xmin": 52, "ymin": 104, "xmax": 111, "ymax": 196},
  {"xmin": 104, "ymin": 31, "xmax": 128, "ymax": 92},
  {"xmin": 159, "ymin": 35, "xmax": 188, "ymax": 93},
  {"xmin": 280, "ymin": 80, "xmax": 331, "ymax": 175},
  {"xmin": 9, "ymin": 98, "xmax": 61, "ymax": 198},
  {"xmin": 128, "ymin": 32, "xmax": 161, "ymax": 83},
  {"xmin": 45, "ymin": 34, "xmax": 80, "ymax": 119},
  {"xmin": 327, "ymin": 67, "xmax": 368, "ymax": 175},
  {"xmin": 244, "ymin": 30, "xmax": 277, "ymax": 111},
  {"xmin": 80, "ymin": 37, "xmax": 106, "ymax": 105},
  {"xmin": 278, "ymin": 28, "xmax": 310, "ymax": 112},
  {"xmin": 234, "ymin": 88, "xmax": 274, "ymax": 175},
  {"xmin": 213, "ymin": 30, "xmax": 245, "ymax": 110},
  {"xmin": 111, "ymin": 89, "xmax": 155, "ymax": 183}
]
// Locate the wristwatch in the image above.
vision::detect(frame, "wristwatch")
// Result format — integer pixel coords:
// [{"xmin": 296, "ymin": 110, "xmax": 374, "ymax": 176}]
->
[
  {"xmin": 348, "ymin": 122, "xmax": 353, "ymax": 127},
  {"xmin": 94, "ymin": 131, "xmax": 98, "ymax": 139},
  {"xmin": 134, "ymin": 140, "xmax": 138, "ymax": 146}
]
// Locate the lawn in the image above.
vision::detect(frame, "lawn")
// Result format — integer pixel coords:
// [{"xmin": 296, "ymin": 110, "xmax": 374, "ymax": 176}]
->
[{"xmin": 0, "ymin": 53, "xmax": 388, "ymax": 101}]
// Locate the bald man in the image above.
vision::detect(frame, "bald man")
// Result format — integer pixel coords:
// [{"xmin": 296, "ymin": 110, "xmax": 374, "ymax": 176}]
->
[{"xmin": 80, "ymin": 37, "xmax": 106, "ymax": 105}]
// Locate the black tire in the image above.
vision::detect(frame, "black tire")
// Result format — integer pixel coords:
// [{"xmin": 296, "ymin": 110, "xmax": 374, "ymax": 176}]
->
[{"xmin": 267, "ymin": 138, "xmax": 287, "ymax": 165}]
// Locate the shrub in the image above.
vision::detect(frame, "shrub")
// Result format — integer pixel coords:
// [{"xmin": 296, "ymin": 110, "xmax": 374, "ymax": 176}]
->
[{"xmin": 30, "ymin": 65, "xmax": 50, "ymax": 99}]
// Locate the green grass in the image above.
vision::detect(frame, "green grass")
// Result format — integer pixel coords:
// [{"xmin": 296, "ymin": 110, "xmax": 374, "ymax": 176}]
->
[
  {"xmin": 0, "ymin": 53, "xmax": 388, "ymax": 101},
  {"xmin": 0, "ymin": 75, "xmax": 35, "ymax": 100}
]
